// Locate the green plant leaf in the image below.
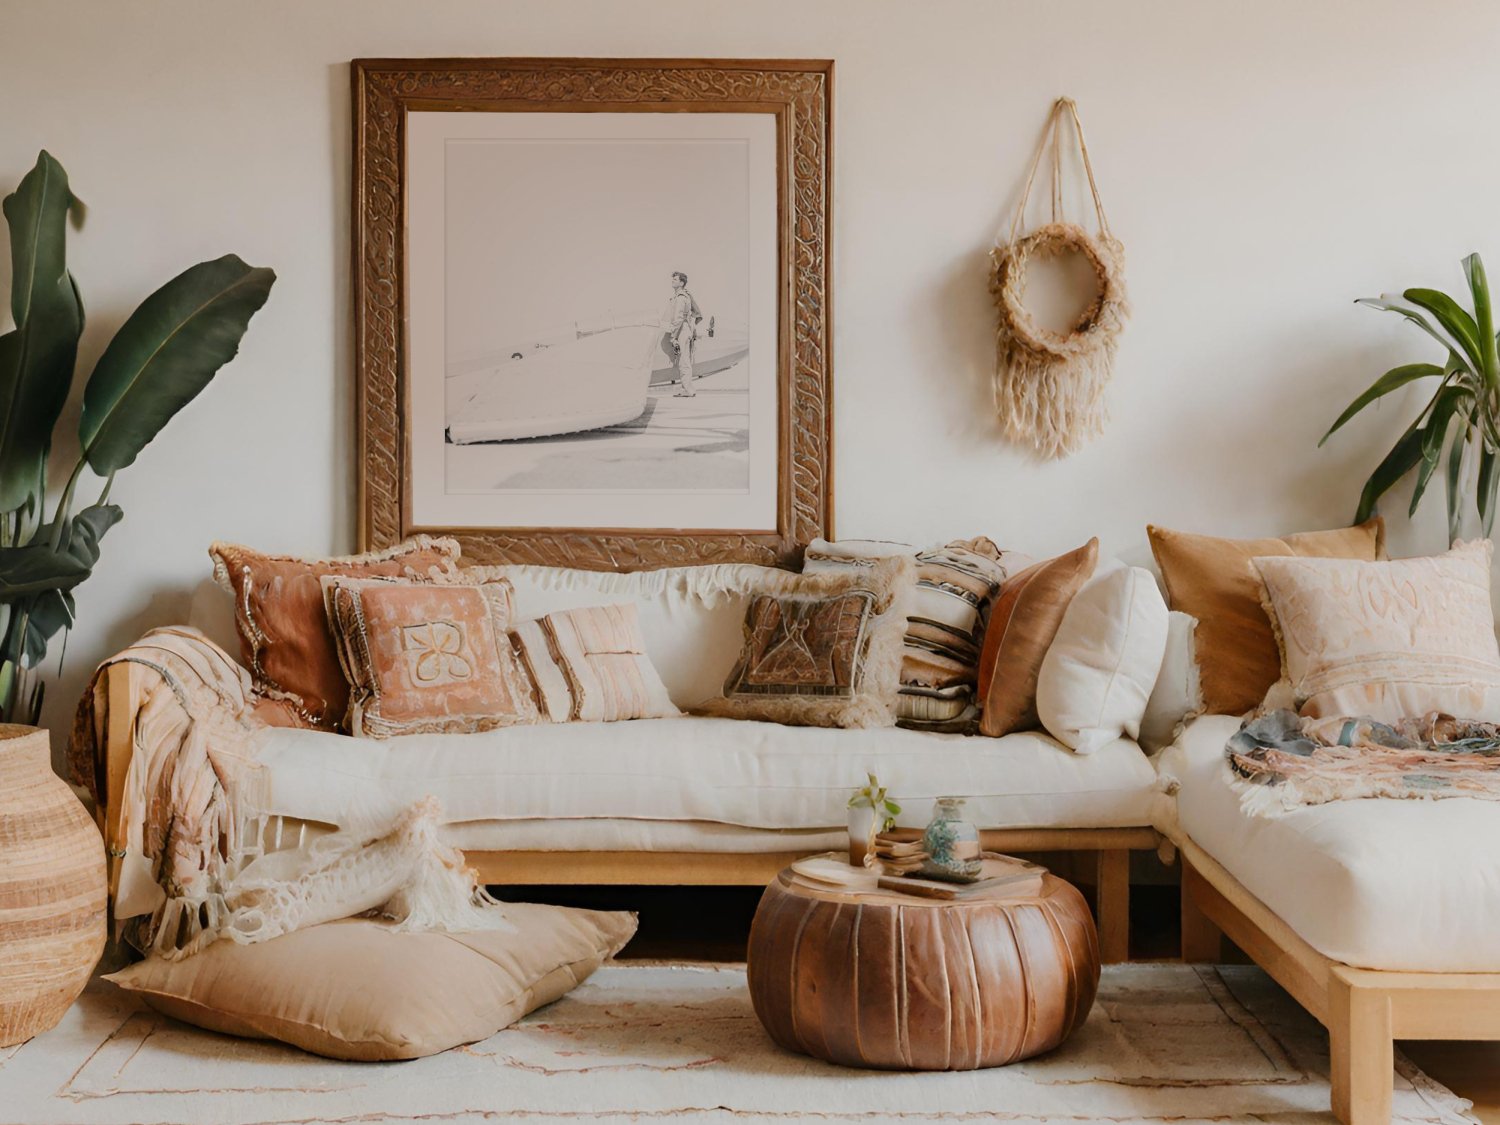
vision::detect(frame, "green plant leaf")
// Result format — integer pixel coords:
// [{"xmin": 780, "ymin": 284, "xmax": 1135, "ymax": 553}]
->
[
  {"xmin": 1357, "ymin": 296, "xmax": 1473, "ymax": 367},
  {"xmin": 0, "ymin": 542, "xmax": 91, "ymax": 598},
  {"xmin": 1410, "ymin": 387, "xmax": 1469, "ymax": 517},
  {"xmin": 1463, "ymin": 254, "xmax": 1499, "ymax": 389},
  {"xmin": 56, "ymin": 503, "xmax": 121, "ymax": 568},
  {"xmin": 1446, "ymin": 415, "xmax": 1470, "ymax": 544},
  {"xmin": 20, "ymin": 588, "xmax": 73, "ymax": 667},
  {"xmin": 79, "ymin": 254, "xmax": 274, "ymax": 474},
  {"xmin": 1355, "ymin": 421, "xmax": 1426, "ymax": 524},
  {"xmin": 1481, "ymin": 447, "xmax": 1500, "ymax": 536},
  {"xmin": 1404, "ymin": 287, "xmax": 1484, "ymax": 372},
  {"xmin": 1320, "ymin": 363, "xmax": 1443, "ymax": 445},
  {"xmin": 0, "ymin": 151, "xmax": 84, "ymax": 512}
]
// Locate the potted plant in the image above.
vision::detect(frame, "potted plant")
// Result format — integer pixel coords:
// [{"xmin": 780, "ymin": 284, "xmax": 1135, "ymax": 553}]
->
[
  {"xmin": 1323, "ymin": 253, "xmax": 1500, "ymax": 544},
  {"xmin": 0, "ymin": 151, "xmax": 274, "ymax": 723},
  {"xmin": 846, "ymin": 772, "xmax": 901, "ymax": 865}
]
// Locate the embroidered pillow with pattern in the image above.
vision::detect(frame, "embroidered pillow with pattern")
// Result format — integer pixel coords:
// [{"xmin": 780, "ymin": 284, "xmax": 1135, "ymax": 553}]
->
[
  {"xmin": 1254, "ymin": 540, "xmax": 1500, "ymax": 723},
  {"xmin": 210, "ymin": 537, "xmax": 461, "ymax": 730},
  {"xmin": 322, "ymin": 575, "xmax": 539, "ymax": 738},
  {"xmin": 804, "ymin": 538, "xmax": 1023, "ymax": 731},
  {"xmin": 700, "ymin": 555, "xmax": 915, "ymax": 729},
  {"xmin": 510, "ymin": 603, "xmax": 679, "ymax": 723}
]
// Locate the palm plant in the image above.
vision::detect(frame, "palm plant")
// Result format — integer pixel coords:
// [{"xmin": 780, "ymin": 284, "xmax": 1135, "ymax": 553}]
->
[
  {"xmin": 0, "ymin": 151, "xmax": 274, "ymax": 724},
  {"xmin": 1322, "ymin": 253, "xmax": 1500, "ymax": 544}
]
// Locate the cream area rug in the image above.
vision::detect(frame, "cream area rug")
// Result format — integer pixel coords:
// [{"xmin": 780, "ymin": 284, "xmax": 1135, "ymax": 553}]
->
[{"xmin": 0, "ymin": 963, "xmax": 1474, "ymax": 1124}]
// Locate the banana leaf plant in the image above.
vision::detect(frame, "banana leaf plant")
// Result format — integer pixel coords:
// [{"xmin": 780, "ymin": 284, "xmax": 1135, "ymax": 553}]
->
[
  {"xmin": 0, "ymin": 151, "xmax": 274, "ymax": 725},
  {"xmin": 1322, "ymin": 253, "xmax": 1500, "ymax": 545}
]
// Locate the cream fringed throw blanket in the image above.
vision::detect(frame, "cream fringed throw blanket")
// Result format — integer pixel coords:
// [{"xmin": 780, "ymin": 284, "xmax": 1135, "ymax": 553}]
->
[
  {"xmin": 69, "ymin": 627, "xmax": 510, "ymax": 960},
  {"xmin": 1226, "ymin": 708, "xmax": 1500, "ymax": 816}
]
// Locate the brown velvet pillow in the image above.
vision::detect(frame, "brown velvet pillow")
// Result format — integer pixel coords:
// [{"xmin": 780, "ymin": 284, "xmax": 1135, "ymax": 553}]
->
[
  {"xmin": 976, "ymin": 539, "xmax": 1099, "ymax": 738},
  {"xmin": 210, "ymin": 537, "xmax": 461, "ymax": 730},
  {"xmin": 1146, "ymin": 518, "xmax": 1385, "ymax": 716},
  {"xmin": 323, "ymin": 575, "xmax": 540, "ymax": 738}
]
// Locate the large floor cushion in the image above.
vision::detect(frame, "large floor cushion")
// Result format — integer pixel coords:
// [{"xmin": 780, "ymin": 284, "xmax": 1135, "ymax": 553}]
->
[
  {"xmin": 249, "ymin": 717, "xmax": 1159, "ymax": 833},
  {"xmin": 1159, "ymin": 715, "xmax": 1500, "ymax": 972}
]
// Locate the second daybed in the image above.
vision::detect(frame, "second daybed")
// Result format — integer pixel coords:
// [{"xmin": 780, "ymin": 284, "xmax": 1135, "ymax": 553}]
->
[{"xmin": 1161, "ymin": 714, "xmax": 1500, "ymax": 1125}]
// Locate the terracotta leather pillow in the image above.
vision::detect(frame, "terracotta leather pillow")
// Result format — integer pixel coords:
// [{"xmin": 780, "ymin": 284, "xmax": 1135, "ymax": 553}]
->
[
  {"xmin": 323, "ymin": 575, "xmax": 540, "ymax": 738},
  {"xmin": 977, "ymin": 539, "xmax": 1098, "ymax": 738},
  {"xmin": 105, "ymin": 904, "xmax": 637, "ymax": 1061},
  {"xmin": 1147, "ymin": 518, "xmax": 1385, "ymax": 716},
  {"xmin": 210, "ymin": 537, "xmax": 461, "ymax": 730}
]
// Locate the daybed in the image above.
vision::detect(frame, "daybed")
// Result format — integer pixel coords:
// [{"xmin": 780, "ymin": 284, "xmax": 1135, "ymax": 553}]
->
[
  {"xmin": 1161, "ymin": 715, "xmax": 1500, "ymax": 1125},
  {"xmin": 88, "ymin": 560, "xmax": 1163, "ymax": 964}
]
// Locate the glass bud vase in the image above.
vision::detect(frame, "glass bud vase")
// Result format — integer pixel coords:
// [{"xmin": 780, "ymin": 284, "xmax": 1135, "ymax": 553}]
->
[{"xmin": 921, "ymin": 797, "xmax": 983, "ymax": 882}]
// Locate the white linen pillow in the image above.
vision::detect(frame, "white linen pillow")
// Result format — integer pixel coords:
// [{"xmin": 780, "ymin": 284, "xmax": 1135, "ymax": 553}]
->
[
  {"xmin": 1138, "ymin": 611, "xmax": 1202, "ymax": 751},
  {"xmin": 1253, "ymin": 540, "xmax": 1500, "ymax": 722},
  {"xmin": 1036, "ymin": 564, "xmax": 1169, "ymax": 754}
]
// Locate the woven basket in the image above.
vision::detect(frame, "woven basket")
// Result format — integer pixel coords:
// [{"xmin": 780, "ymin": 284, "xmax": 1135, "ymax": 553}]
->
[{"xmin": 0, "ymin": 724, "xmax": 106, "ymax": 1046}]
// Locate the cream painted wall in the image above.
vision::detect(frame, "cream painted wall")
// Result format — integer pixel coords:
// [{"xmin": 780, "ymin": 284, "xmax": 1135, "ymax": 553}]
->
[{"xmin": 2, "ymin": 0, "xmax": 1498, "ymax": 744}]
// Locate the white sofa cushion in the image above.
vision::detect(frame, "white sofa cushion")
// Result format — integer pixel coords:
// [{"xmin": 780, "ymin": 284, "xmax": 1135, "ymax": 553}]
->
[
  {"xmin": 1158, "ymin": 714, "xmax": 1500, "ymax": 972},
  {"xmin": 249, "ymin": 717, "xmax": 1158, "ymax": 834},
  {"xmin": 1035, "ymin": 564, "xmax": 1168, "ymax": 754}
]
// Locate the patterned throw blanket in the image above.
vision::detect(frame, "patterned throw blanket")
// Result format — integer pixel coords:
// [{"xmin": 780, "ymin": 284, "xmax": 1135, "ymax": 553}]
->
[{"xmin": 1226, "ymin": 708, "xmax": 1500, "ymax": 816}]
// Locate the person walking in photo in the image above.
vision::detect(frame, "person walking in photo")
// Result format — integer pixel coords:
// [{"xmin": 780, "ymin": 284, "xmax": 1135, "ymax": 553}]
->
[{"xmin": 661, "ymin": 270, "xmax": 701, "ymax": 397}]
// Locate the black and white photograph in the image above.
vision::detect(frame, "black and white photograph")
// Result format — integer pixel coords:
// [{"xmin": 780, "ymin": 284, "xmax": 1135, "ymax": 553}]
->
[{"xmin": 405, "ymin": 111, "xmax": 780, "ymax": 533}]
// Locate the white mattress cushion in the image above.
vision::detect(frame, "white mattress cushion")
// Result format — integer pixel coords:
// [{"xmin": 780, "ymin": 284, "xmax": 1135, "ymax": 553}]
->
[
  {"xmin": 1159, "ymin": 714, "xmax": 1500, "ymax": 972},
  {"xmin": 250, "ymin": 717, "xmax": 1158, "ymax": 834}
]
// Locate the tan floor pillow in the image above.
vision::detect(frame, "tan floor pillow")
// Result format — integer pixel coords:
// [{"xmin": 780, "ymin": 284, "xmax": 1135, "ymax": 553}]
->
[{"xmin": 105, "ymin": 903, "xmax": 636, "ymax": 1060}]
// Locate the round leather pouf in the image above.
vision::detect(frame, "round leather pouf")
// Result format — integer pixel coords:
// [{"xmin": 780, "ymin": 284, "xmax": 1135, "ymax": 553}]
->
[{"xmin": 747, "ymin": 868, "xmax": 1099, "ymax": 1070}]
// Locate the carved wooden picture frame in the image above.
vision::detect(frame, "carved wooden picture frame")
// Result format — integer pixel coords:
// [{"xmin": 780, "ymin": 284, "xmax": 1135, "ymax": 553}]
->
[{"xmin": 352, "ymin": 58, "xmax": 833, "ymax": 569}]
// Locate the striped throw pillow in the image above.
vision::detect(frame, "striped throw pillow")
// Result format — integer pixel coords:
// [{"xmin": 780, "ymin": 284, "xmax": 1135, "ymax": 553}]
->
[
  {"xmin": 510, "ymin": 603, "xmax": 680, "ymax": 723},
  {"xmin": 804, "ymin": 538, "xmax": 1026, "ymax": 732}
]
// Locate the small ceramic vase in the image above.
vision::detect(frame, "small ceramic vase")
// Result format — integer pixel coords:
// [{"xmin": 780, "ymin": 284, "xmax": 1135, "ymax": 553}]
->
[
  {"xmin": 847, "ymin": 805, "xmax": 878, "ymax": 866},
  {"xmin": 921, "ymin": 797, "xmax": 983, "ymax": 882}
]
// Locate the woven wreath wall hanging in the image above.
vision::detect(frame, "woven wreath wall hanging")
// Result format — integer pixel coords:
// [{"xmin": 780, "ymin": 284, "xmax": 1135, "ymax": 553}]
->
[{"xmin": 990, "ymin": 97, "xmax": 1129, "ymax": 460}]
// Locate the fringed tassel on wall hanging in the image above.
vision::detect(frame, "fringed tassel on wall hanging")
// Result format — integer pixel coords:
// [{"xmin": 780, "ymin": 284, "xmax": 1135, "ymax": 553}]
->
[{"xmin": 990, "ymin": 97, "xmax": 1129, "ymax": 460}]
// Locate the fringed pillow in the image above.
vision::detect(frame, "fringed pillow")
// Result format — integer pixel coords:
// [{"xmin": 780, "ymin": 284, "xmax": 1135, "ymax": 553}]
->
[
  {"xmin": 322, "ymin": 575, "xmax": 539, "ymax": 738},
  {"xmin": 803, "ymin": 538, "xmax": 1025, "ymax": 731},
  {"xmin": 699, "ymin": 555, "xmax": 916, "ymax": 729},
  {"xmin": 210, "ymin": 537, "xmax": 461, "ymax": 730},
  {"xmin": 1254, "ymin": 539, "xmax": 1500, "ymax": 723}
]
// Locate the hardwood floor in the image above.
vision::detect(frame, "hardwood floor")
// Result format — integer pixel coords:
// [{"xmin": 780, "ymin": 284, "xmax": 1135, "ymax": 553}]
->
[{"xmin": 498, "ymin": 881, "xmax": 1500, "ymax": 1116}]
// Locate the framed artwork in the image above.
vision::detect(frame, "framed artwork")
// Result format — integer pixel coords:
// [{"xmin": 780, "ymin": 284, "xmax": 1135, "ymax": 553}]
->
[{"xmin": 352, "ymin": 58, "xmax": 833, "ymax": 569}]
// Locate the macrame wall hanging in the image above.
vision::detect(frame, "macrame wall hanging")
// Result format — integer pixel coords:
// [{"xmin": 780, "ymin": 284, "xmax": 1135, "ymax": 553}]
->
[{"xmin": 990, "ymin": 97, "xmax": 1129, "ymax": 460}]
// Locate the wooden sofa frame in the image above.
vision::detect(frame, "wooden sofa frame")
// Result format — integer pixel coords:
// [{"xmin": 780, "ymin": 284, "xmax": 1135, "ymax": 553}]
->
[
  {"xmin": 99, "ymin": 661, "xmax": 1156, "ymax": 963},
  {"xmin": 1179, "ymin": 835, "xmax": 1500, "ymax": 1125}
]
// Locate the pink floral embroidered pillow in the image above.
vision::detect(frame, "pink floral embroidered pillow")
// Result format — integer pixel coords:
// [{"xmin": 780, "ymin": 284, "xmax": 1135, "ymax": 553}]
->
[{"xmin": 322, "ymin": 576, "xmax": 539, "ymax": 738}]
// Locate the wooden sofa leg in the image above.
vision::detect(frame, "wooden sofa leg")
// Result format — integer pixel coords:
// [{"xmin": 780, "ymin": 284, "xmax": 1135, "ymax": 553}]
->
[
  {"xmin": 1094, "ymin": 849, "xmax": 1129, "ymax": 964},
  {"xmin": 1328, "ymin": 968, "xmax": 1393, "ymax": 1125},
  {"xmin": 1179, "ymin": 858, "xmax": 1224, "ymax": 963}
]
